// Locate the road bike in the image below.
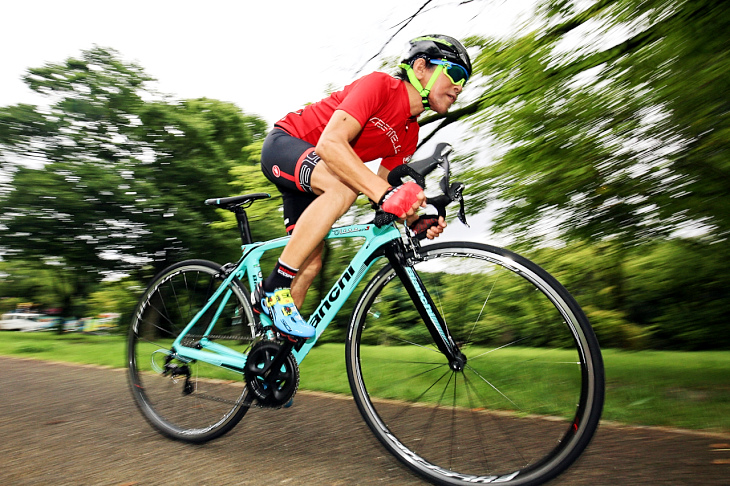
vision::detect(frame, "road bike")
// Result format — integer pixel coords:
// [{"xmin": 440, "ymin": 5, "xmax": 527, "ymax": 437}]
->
[{"xmin": 127, "ymin": 143, "xmax": 605, "ymax": 486}]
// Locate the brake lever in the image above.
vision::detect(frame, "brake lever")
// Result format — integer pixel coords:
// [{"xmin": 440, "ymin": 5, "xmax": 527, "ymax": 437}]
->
[
  {"xmin": 457, "ymin": 195, "xmax": 468, "ymax": 227},
  {"xmin": 448, "ymin": 182, "xmax": 469, "ymax": 227},
  {"xmin": 379, "ymin": 143, "xmax": 470, "ymax": 230}
]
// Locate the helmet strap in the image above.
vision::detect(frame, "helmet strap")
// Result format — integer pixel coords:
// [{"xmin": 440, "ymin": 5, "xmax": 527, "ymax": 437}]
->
[{"xmin": 400, "ymin": 63, "xmax": 444, "ymax": 111}]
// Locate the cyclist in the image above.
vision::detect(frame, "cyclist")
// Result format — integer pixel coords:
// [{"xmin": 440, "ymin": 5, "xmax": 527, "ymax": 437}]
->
[{"xmin": 255, "ymin": 34, "xmax": 472, "ymax": 339}]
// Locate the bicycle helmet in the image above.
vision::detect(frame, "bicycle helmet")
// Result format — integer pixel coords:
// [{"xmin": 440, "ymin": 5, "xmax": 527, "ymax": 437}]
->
[{"xmin": 400, "ymin": 35, "xmax": 472, "ymax": 110}]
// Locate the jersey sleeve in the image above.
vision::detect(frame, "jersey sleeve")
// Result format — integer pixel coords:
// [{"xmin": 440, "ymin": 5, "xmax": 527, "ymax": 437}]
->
[{"xmin": 335, "ymin": 73, "xmax": 391, "ymax": 128}]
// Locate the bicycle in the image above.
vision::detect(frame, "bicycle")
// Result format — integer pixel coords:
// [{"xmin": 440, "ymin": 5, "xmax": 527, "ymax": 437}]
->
[{"xmin": 127, "ymin": 143, "xmax": 604, "ymax": 486}]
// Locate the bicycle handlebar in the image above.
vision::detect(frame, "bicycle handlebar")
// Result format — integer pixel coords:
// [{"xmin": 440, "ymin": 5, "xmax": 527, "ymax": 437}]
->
[{"xmin": 375, "ymin": 143, "xmax": 468, "ymax": 233}]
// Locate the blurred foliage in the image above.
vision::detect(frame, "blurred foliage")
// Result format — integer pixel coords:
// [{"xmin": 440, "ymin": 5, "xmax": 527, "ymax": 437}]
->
[
  {"xmin": 0, "ymin": 260, "xmax": 75, "ymax": 314},
  {"xmin": 0, "ymin": 47, "xmax": 268, "ymax": 316},
  {"xmin": 532, "ymin": 239, "xmax": 730, "ymax": 350},
  {"xmin": 84, "ymin": 278, "xmax": 142, "ymax": 328},
  {"xmin": 426, "ymin": 0, "xmax": 729, "ymax": 246},
  {"xmin": 1, "ymin": 1, "xmax": 729, "ymax": 351}
]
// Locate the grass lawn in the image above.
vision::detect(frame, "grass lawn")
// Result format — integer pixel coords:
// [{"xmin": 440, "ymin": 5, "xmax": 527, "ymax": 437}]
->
[{"xmin": 1, "ymin": 331, "xmax": 728, "ymax": 434}]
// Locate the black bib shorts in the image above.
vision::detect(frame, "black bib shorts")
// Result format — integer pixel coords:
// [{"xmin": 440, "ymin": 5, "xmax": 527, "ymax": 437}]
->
[{"xmin": 260, "ymin": 128, "xmax": 322, "ymax": 234}]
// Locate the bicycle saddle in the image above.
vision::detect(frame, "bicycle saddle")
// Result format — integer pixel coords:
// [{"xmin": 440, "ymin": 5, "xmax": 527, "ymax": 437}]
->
[{"xmin": 204, "ymin": 193, "xmax": 271, "ymax": 210}]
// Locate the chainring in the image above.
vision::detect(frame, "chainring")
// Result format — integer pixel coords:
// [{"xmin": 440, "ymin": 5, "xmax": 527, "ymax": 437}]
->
[{"xmin": 243, "ymin": 340, "xmax": 299, "ymax": 408}]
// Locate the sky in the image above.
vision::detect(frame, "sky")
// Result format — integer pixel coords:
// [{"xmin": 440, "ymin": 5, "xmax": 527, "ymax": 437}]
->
[{"xmin": 1, "ymin": 0, "xmax": 535, "ymax": 126}]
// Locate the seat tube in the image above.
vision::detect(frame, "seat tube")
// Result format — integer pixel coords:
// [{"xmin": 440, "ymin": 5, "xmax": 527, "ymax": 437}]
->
[{"xmin": 384, "ymin": 241, "xmax": 462, "ymax": 365}]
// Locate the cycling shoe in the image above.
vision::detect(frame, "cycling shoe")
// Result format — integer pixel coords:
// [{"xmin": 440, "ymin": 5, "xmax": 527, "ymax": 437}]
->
[{"xmin": 253, "ymin": 284, "xmax": 315, "ymax": 339}]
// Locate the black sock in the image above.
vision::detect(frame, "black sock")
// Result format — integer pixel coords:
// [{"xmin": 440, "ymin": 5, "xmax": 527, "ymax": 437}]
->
[{"xmin": 263, "ymin": 259, "xmax": 298, "ymax": 292}]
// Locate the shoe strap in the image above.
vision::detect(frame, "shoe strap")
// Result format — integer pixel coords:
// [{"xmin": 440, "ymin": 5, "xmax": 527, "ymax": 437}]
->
[{"xmin": 272, "ymin": 288, "xmax": 295, "ymax": 306}]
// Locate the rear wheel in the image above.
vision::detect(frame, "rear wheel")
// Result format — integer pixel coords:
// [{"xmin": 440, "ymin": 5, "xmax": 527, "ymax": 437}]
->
[
  {"xmin": 346, "ymin": 242, "xmax": 604, "ymax": 485},
  {"xmin": 127, "ymin": 260, "xmax": 256, "ymax": 443}
]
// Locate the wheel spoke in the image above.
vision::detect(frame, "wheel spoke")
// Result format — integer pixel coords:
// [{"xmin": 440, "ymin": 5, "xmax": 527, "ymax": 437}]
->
[
  {"xmin": 128, "ymin": 261, "xmax": 255, "ymax": 443},
  {"xmin": 467, "ymin": 274, "xmax": 499, "ymax": 345},
  {"xmin": 467, "ymin": 337, "xmax": 530, "ymax": 361},
  {"xmin": 465, "ymin": 363, "xmax": 521, "ymax": 411},
  {"xmin": 348, "ymin": 242, "xmax": 604, "ymax": 485}
]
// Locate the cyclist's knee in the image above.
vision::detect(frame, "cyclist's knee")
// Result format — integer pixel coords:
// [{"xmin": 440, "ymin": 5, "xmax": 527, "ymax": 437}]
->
[
  {"xmin": 319, "ymin": 185, "xmax": 358, "ymax": 216},
  {"xmin": 311, "ymin": 161, "xmax": 357, "ymax": 195}
]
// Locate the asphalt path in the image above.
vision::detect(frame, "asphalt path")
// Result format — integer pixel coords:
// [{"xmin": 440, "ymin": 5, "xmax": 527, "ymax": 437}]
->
[{"xmin": 1, "ymin": 356, "xmax": 728, "ymax": 485}]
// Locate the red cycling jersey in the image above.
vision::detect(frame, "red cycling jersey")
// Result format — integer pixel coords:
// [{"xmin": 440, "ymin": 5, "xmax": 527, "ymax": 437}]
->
[{"xmin": 275, "ymin": 72, "xmax": 419, "ymax": 171}]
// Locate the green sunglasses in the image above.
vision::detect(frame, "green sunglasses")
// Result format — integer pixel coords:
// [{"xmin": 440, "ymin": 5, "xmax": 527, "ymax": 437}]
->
[{"xmin": 430, "ymin": 59, "xmax": 469, "ymax": 86}]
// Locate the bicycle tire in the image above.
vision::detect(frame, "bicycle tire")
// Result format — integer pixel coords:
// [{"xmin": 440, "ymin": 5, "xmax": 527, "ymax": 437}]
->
[
  {"xmin": 127, "ymin": 259, "xmax": 256, "ymax": 443},
  {"xmin": 346, "ymin": 241, "xmax": 604, "ymax": 486}
]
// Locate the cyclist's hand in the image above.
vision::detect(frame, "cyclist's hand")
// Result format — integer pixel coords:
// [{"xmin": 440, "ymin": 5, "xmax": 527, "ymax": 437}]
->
[
  {"xmin": 379, "ymin": 181, "xmax": 425, "ymax": 219},
  {"xmin": 409, "ymin": 215, "xmax": 447, "ymax": 240}
]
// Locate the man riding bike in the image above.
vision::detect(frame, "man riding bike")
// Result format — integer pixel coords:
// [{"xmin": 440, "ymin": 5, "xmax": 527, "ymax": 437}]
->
[{"xmin": 255, "ymin": 34, "xmax": 472, "ymax": 339}]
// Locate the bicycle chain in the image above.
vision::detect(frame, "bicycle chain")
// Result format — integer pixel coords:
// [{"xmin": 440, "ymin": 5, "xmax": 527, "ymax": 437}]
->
[
  {"xmin": 191, "ymin": 392, "xmax": 246, "ymax": 406},
  {"xmin": 181, "ymin": 334, "xmax": 254, "ymax": 347}
]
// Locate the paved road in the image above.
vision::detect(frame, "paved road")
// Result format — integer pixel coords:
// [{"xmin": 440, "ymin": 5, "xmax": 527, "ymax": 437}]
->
[{"xmin": 1, "ymin": 357, "xmax": 728, "ymax": 485}]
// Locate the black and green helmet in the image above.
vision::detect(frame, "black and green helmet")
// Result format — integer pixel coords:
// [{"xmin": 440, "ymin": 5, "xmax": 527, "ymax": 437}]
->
[
  {"xmin": 403, "ymin": 34, "xmax": 472, "ymax": 79},
  {"xmin": 400, "ymin": 34, "xmax": 472, "ymax": 110}
]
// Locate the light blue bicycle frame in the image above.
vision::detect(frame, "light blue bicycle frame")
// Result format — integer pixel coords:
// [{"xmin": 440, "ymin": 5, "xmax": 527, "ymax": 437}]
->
[{"xmin": 168, "ymin": 222, "xmax": 403, "ymax": 372}]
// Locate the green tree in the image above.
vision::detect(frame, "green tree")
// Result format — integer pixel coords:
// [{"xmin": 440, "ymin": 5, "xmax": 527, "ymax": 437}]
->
[
  {"xmin": 424, "ymin": 0, "xmax": 730, "ymax": 245},
  {"xmin": 132, "ymin": 97, "xmax": 267, "ymax": 272},
  {"xmin": 623, "ymin": 239, "xmax": 730, "ymax": 349},
  {"xmin": 0, "ymin": 47, "xmax": 268, "ymax": 315},
  {"xmin": 0, "ymin": 260, "xmax": 78, "ymax": 323}
]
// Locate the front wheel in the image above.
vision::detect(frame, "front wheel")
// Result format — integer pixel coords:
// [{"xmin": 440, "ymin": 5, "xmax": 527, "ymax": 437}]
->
[
  {"xmin": 127, "ymin": 260, "xmax": 256, "ymax": 443},
  {"xmin": 346, "ymin": 241, "xmax": 604, "ymax": 486}
]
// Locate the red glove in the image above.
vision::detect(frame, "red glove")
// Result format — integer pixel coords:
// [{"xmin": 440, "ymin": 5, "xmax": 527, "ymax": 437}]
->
[
  {"xmin": 409, "ymin": 215, "xmax": 441, "ymax": 238},
  {"xmin": 379, "ymin": 181, "xmax": 422, "ymax": 218}
]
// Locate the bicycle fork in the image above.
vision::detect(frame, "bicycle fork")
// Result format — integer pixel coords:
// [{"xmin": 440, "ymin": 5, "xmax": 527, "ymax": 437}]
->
[{"xmin": 384, "ymin": 240, "xmax": 466, "ymax": 371}]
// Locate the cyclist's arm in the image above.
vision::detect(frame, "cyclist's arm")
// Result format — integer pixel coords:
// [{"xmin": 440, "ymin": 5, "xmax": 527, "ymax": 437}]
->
[
  {"xmin": 376, "ymin": 165, "xmax": 414, "ymax": 225},
  {"xmin": 316, "ymin": 110, "xmax": 424, "ymax": 217},
  {"xmin": 378, "ymin": 164, "xmax": 446, "ymax": 239}
]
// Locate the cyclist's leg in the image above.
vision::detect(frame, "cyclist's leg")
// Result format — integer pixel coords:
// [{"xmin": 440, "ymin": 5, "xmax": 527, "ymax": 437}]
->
[
  {"xmin": 259, "ymin": 130, "xmax": 357, "ymax": 336},
  {"xmin": 290, "ymin": 240, "xmax": 324, "ymax": 309},
  {"xmin": 279, "ymin": 159, "xmax": 358, "ymax": 268},
  {"xmin": 260, "ymin": 163, "xmax": 356, "ymax": 337}
]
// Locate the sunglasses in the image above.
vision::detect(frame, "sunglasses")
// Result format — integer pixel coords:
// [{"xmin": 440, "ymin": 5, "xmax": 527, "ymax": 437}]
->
[{"xmin": 430, "ymin": 59, "xmax": 469, "ymax": 86}]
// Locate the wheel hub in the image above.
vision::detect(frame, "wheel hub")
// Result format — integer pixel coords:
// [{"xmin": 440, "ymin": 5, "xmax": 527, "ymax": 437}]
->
[{"xmin": 449, "ymin": 352, "xmax": 467, "ymax": 372}]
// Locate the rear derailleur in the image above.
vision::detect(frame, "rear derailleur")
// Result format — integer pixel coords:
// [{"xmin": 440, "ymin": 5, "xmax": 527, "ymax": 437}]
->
[{"xmin": 162, "ymin": 356, "xmax": 195, "ymax": 395}]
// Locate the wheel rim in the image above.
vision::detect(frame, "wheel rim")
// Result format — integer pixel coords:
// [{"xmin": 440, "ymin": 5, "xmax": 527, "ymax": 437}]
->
[
  {"xmin": 128, "ymin": 262, "xmax": 255, "ymax": 439},
  {"xmin": 349, "ymin": 244, "xmax": 603, "ymax": 484}
]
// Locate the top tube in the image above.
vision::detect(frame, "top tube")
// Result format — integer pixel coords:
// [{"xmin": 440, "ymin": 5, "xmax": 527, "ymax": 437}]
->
[
  {"xmin": 237, "ymin": 222, "xmax": 403, "ymax": 362},
  {"xmin": 241, "ymin": 222, "xmax": 401, "ymax": 250}
]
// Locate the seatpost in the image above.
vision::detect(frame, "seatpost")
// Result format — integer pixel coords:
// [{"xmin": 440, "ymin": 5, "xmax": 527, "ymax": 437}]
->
[{"xmin": 234, "ymin": 208, "xmax": 253, "ymax": 245}]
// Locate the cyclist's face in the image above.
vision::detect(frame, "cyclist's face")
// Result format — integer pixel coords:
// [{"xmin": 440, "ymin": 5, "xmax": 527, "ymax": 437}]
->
[{"xmin": 428, "ymin": 69, "xmax": 463, "ymax": 114}]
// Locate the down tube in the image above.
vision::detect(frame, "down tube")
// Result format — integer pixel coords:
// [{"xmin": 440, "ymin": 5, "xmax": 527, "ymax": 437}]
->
[{"xmin": 292, "ymin": 223, "xmax": 401, "ymax": 363}]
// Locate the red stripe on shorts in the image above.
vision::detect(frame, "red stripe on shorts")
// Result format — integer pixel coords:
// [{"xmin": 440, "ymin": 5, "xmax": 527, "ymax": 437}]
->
[{"xmin": 294, "ymin": 148, "xmax": 316, "ymax": 192}]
